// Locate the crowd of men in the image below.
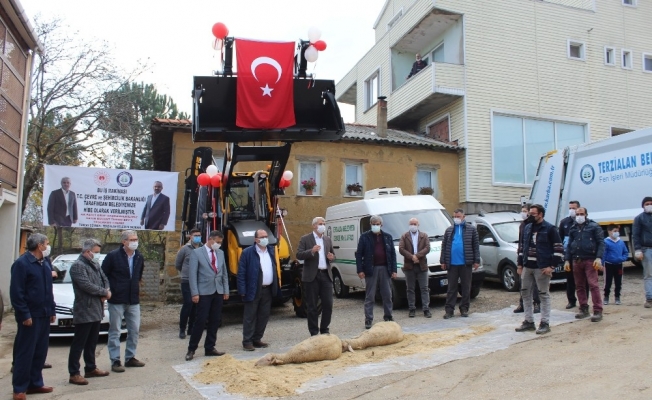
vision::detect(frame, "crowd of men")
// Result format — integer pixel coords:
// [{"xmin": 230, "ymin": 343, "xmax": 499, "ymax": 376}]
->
[{"xmin": 7, "ymin": 196, "xmax": 652, "ymax": 399}]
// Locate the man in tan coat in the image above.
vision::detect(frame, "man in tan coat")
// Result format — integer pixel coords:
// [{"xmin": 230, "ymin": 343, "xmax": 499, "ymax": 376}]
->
[{"xmin": 399, "ymin": 218, "xmax": 431, "ymax": 318}]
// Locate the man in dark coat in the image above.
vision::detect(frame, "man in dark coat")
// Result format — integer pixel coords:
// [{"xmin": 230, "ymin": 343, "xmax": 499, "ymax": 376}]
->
[
  {"xmin": 47, "ymin": 177, "xmax": 78, "ymax": 227},
  {"xmin": 296, "ymin": 217, "xmax": 335, "ymax": 336},
  {"xmin": 237, "ymin": 229, "xmax": 280, "ymax": 351},
  {"xmin": 10, "ymin": 233, "xmax": 56, "ymax": 400},
  {"xmin": 67, "ymin": 239, "xmax": 111, "ymax": 385},
  {"xmin": 407, "ymin": 53, "xmax": 427, "ymax": 79},
  {"xmin": 140, "ymin": 181, "xmax": 171, "ymax": 230}
]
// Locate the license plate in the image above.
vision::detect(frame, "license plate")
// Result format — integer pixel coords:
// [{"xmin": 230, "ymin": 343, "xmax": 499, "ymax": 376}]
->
[
  {"xmin": 58, "ymin": 319, "xmax": 74, "ymax": 327},
  {"xmin": 440, "ymin": 279, "xmax": 448, "ymax": 287}
]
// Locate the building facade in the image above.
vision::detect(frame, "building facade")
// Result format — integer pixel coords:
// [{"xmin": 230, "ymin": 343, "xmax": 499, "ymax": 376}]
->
[
  {"xmin": 336, "ymin": 0, "xmax": 652, "ymax": 212},
  {"xmin": 0, "ymin": 0, "xmax": 41, "ymax": 311}
]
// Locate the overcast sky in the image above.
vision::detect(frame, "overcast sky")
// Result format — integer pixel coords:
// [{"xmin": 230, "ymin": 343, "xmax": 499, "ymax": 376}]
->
[{"xmin": 20, "ymin": 0, "xmax": 383, "ymax": 122}]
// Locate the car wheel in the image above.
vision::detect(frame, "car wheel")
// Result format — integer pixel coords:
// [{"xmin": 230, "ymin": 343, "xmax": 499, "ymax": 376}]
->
[
  {"xmin": 470, "ymin": 285, "xmax": 481, "ymax": 299},
  {"xmin": 333, "ymin": 269, "xmax": 349, "ymax": 298},
  {"xmin": 391, "ymin": 280, "xmax": 407, "ymax": 309},
  {"xmin": 501, "ymin": 263, "xmax": 520, "ymax": 292}
]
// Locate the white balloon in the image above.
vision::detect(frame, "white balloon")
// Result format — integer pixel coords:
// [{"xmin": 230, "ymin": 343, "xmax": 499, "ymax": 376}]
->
[
  {"xmin": 282, "ymin": 170, "xmax": 294, "ymax": 180},
  {"xmin": 206, "ymin": 165, "xmax": 218, "ymax": 177},
  {"xmin": 308, "ymin": 26, "xmax": 322, "ymax": 43},
  {"xmin": 305, "ymin": 45, "xmax": 319, "ymax": 62}
]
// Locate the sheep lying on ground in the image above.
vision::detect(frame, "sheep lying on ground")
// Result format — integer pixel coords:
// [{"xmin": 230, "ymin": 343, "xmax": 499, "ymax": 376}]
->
[
  {"xmin": 341, "ymin": 321, "xmax": 404, "ymax": 352},
  {"xmin": 255, "ymin": 333, "xmax": 342, "ymax": 366}
]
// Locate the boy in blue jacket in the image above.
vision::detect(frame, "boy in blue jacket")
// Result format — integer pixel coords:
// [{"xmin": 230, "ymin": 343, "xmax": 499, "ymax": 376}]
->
[{"xmin": 603, "ymin": 224, "xmax": 629, "ymax": 305}]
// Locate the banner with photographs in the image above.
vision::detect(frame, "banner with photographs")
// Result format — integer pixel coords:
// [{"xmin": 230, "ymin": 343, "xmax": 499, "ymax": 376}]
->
[{"xmin": 43, "ymin": 165, "xmax": 178, "ymax": 231}]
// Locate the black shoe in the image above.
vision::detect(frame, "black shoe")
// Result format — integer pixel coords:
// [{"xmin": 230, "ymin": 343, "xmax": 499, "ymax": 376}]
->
[
  {"xmin": 533, "ymin": 304, "xmax": 541, "ymax": 314},
  {"xmin": 253, "ymin": 341, "xmax": 269, "ymax": 348},
  {"xmin": 424, "ymin": 309, "xmax": 432, "ymax": 318},
  {"xmin": 575, "ymin": 307, "xmax": 590, "ymax": 319},
  {"xmin": 536, "ymin": 322, "xmax": 551, "ymax": 334},
  {"xmin": 443, "ymin": 312, "xmax": 454, "ymax": 319},
  {"xmin": 590, "ymin": 312, "xmax": 603, "ymax": 322},
  {"xmin": 125, "ymin": 358, "xmax": 145, "ymax": 367},
  {"xmin": 383, "ymin": 316, "xmax": 394, "ymax": 322},
  {"xmin": 185, "ymin": 351, "xmax": 194, "ymax": 361},
  {"xmin": 513, "ymin": 304, "xmax": 524, "ymax": 313},
  {"xmin": 320, "ymin": 329, "xmax": 330, "ymax": 335},
  {"xmin": 179, "ymin": 330, "xmax": 186, "ymax": 339},
  {"xmin": 515, "ymin": 321, "xmax": 536, "ymax": 332},
  {"xmin": 460, "ymin": 310, "xmax": 469, "ymax": 317},
  {"xmin": 205, "ymin": 348, "xmax": 225, "ymax": 356},
  {"xmin": 365, "ymin": 319, "xmax": 372, "ymax": 329},
  {"xmin": 566, "ymin": 302, "xmax": 576, "ymax": 309},
  {"xmin": 409, "ymin": 309, "xmax": 416, "ymax": 318}
]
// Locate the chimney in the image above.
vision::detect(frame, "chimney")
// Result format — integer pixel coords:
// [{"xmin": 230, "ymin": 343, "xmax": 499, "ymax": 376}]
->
[{"xmin": 376, "ymin": 96, "xmax": 387, "ymax": 138}]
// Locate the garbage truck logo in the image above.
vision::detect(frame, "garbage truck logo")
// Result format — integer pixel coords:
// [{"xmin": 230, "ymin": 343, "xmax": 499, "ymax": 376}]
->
[{"xmin": 580, "ymin": 164, "xmax": 595, "ymax": 185}]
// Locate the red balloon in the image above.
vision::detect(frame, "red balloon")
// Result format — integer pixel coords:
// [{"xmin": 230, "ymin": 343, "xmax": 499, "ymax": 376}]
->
[
  {"xmin": 211, "ymin": 174, "xmax": 222, "ymax": 188},
  {"xmin": 197, "ymin": 173, "xmax": 210, "ymax": 186},
  {"xmin": 212, "ymin": 22, "xmax": 229, "ymax": 39},
  {"xmin": 313, "ymin": 40, "xmax": 327, "ymax": 51}
]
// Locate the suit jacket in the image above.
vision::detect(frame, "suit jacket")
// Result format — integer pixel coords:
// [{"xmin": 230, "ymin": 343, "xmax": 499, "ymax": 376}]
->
[
  {"xmin": 47, "ymin": 188, "xmax": 78, "ymax": 226},
  {"xmin": 141, "ymin": 193, "xmax": 171, "ymax": 230},
  {"xmin": 296, "ymin": 232, "xmax": 335, "ymax": 282},
  {"xmin": 398, "ymin": 230, "xmax": 430, "ymax": 271},
  {"xmin": 189, "ymin": 246, "xmax": 229, "ymax": 296}
]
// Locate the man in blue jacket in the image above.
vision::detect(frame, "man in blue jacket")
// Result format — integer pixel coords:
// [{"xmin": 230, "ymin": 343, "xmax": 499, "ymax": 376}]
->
[
  {"xmin": 237, "ymin": 229, "xmax": 280, "ymax": 351},
  {"xmin": 101, "ymin": 230, "xmax": 145, "ymax": 372},
  {"xmin": 633, "ymin": 196, "xmax": 652, "ymax": 308},
  {"xmin": 10, "ymin": 233, "xmax": 56, "ymax": 400},
  {"xmin": 356, "ymin": 215, "xmax": 397, "ymax": 330}
]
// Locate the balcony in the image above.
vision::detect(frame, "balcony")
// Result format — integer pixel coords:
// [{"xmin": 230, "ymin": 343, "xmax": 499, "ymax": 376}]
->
[{"xmin": 388, "ymin": 62, "xmax": 465, "ymax": 129}]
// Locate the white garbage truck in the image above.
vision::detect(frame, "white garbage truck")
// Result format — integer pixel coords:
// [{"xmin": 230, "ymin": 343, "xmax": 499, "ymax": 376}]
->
[{"xmin": 528, "ymin": 126, "xmax": 652, "ymax": 262}]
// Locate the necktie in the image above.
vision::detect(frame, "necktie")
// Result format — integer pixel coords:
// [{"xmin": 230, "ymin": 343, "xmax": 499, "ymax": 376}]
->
[{"xmin": 210, "ymin": 250, "xmax": 218, "ymax": 274}]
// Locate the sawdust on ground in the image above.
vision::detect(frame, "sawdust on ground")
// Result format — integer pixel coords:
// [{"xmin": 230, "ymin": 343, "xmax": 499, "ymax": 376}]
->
[{"xmin": 194, "ymin": 325, "xmax": 495, "ymax": 398}]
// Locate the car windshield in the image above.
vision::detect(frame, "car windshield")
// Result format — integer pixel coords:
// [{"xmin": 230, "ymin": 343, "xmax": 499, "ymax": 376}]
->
[
  {"xmin": 379, "ymin": 209, "xmax": 451, "ymax": 241},
  {"xmin": 52, "ymin": 259, "xmax": 76, "ymax": 283},
  {"xmin": 492, "ymin": 221, "xmax": 521, "ymax": 243}
]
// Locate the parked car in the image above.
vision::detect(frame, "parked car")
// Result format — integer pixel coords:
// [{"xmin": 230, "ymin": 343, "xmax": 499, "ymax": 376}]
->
[
  {"xmin": 465, "ymin": 212, "xmax": 566, "ymax": 292},
  {"xmin": 50, "ymin": 253, "xmax": 127, "ymax": 338}
]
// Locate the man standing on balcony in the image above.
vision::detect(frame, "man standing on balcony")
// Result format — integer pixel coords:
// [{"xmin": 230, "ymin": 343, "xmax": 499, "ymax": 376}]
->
[{"xmin": 407, "ymin": 53, "xmax": 427, "ymax": 79}]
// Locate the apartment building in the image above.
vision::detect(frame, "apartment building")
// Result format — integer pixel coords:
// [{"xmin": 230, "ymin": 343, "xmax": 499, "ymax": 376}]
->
[{"xmin": 336, "ymin": 0, "xmax": 652, "ymax": 212}]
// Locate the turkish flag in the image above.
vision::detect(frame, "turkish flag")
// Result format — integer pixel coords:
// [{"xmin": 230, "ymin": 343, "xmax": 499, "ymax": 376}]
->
[{"xmin": 235, "ymin": 39, "xmax": 296, "ymax": 129}]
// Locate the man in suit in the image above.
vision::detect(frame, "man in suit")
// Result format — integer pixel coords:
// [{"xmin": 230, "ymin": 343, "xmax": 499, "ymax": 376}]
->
[
  {"xmin": 185, "ymin": 230, "xmax": 229, "ymax": 361},
  {"xmin": 10, "ymin": 233, "xmax": 56, "ymax": 400},
  {"xmin": 140, "ymin": 181, "xmax": 171, "ymax": 230},
  {"xmin": 398, "ymin": 218, "xmax": 432, "ymax": 318},
  {"xmin": 296, "ymin": 217, "xmax": 335, "ymax": 336},
  {"xmin": 237, "ymin": 229, "xmax": 280, "ymax": 351},
  {"xmin": 47, "ymin": 177, "xmax": 78, "ymax": 227}
]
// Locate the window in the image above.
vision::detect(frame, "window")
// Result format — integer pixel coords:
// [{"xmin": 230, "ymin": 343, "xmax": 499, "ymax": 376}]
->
[
  {"xmin": 364, "ymin": 70, "xmax": 380, "ymax": 110},
  {"xmin": 386, "ymin": 9, "xmax": 403, "ymax": 31},
  {"xmin": 604, "ymin": 47, "xmax": 615, "ymax": 66},
  {"xmin": 567, "ymin": 40, "xmax": 585, "ymax": 61},
  {"xmin": 298, "ymin": 161, "xmax": 321, "ymax": 195},
  {"xmin": 426, "ymin": 115, "xmax": 450, "ymax": 142},
  {"xmin": 643, "ymin": 53, "xmax": 652, "ymax": 72},
  {"xmin": 622, "ymin": 0, "xmax": 636, "ymax": 6},
  {"xmin": 432, "ymin": 43, "xmax": 445, "ymax": 63},
  {"xmin": 417, "ymin": 169, "xmax": 438, "ymax": 197},
  {"xmin": 621, "ymin": 49, "xmax": 632, "ymax": 69},
  {"xmin": 476, "ymin": 224, "xmax": 496, "ymax": 245},
  {"xmin": 492, "ymin": 113, "xmax": 587, "ymax": 185},
  {"xmin": 345, "ymin": 163, "xmax": 363, "ymax": 195}
]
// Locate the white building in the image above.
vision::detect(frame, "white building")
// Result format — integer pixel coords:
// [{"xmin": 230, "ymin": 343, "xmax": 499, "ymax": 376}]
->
[{"xmin": 336, "ymin": 0, "xmax": 652, "ymax": 211}]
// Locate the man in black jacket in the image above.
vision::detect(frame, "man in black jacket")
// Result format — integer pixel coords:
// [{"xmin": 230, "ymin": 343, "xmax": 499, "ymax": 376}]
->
[
  {"xmin": 516, "ymin": 204, "xmax": 563, "ymax": 335},
  {"xmin": 564, "ymin": 207, "xmax": 605, "ymax": 322},
  {"xmin": 101, "ymin": 230, "xmax": 145, "ymax": 373},
  {"xmin": 558, "ymin": 200, "xmax": 583, "ymax": 309},
  {"xmin": 406, "ymin": 53, "xmax": 427, "ymax": 79}
]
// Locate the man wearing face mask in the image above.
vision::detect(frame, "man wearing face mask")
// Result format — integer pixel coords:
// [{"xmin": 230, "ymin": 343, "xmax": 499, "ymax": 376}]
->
[
  {"xmin": 238, "ymin": 229, "xmax": 280, "ymax": 350},
  {"xmin": 515, "ymin": 205, "xmax": 540, "ymax": 314},
  {"xmin": 515, "ymin": 205, "xmax": 563, "ymax": 335},
  {"xmin": 10, "ymin": 233, "xmax": 56, "ymax": 400},
  {"xmin": 297, "ymin": 217, "xmax": 335, "ymax": 335},
  {"xmin": 440, "ymin": 209, "xmax": 480, "ymax": 319},
  {"xmin": 356, "ymin": 215, "xmax": 397, "ymax": 329},
  {"xmin": 399, "ymin": 218, "xmax": 431, "ymax": 318},
  {"xmin": 603, "ymin": 225, "xmax": 628, "ymax": 306},
  {"xmin": 175, "ymin": 228, "xmax": 202, "ymax": 339},
  {"xmin": 632, "ymin": 196, "xmax": 652, "ymax": 308},
  {"xmin": 564, "ymin": 207, "xmax": 604, "ymax": 322},
  {"xmin": 101, "ymin": 230, "xmax": 145, "ymax": 372},
  {"xmin": 67, "ymin": 239, "xmax": 111, "ymax": 385},
  {"xmin": 558, "ymin": 200, "xmax": 581, "ymax": 309},
  {"xmin": 185, "ymin": 230, "xmax": 229, "ymax": 361}
]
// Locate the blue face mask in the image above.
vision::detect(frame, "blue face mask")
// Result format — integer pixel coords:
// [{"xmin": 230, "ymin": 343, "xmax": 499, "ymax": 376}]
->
[
  {"xmin": 258, "ymin": 238, "xmax": 269, "ymax": 247},
  {"xmin": 371, "ymin": 225, "xmax": 381, "ymax": 233},
  {"xmin": 192, "ymin": 236, "xmax": 201, "ymax": 244}
]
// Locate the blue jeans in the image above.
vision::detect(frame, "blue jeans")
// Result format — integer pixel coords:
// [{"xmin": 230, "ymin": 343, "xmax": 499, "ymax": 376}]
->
[
  {"xmin": 108, "ymin": 303, "xmax": 140, "ymax": 363},
  {"xmin": 643, "ymin": 249, "xmax": 652, "ymax": 300},
  {"xmin": 179, "ymin": 282, "xmax": 196, "ymax": 333}
]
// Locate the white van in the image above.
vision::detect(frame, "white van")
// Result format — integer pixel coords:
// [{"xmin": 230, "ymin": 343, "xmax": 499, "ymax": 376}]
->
[{"xmin": 325, "ymin": 188, "xmax": 485, "ymax": 308}]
